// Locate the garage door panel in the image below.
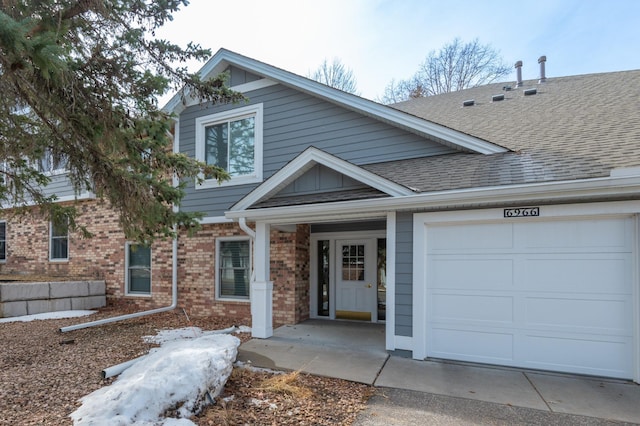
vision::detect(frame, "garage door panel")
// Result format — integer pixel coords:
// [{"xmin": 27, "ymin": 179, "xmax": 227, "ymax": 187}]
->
[
  {"xmin": 516, "ymin": 219, "xmax": 631, "ymax": 250},
  {"xmin": 423, "ymin": 216, "xmax": 634, "ymax": 379},
  {"xmin": 430, "ymin": 258, "xmax": 514, "ymax": 290},
  {"xmin": 428, "ymin": 223, "xmax": 513, "ymax": 251},
  {"xmin": 431, "ymin": 328, "xmax": 514, "ymax": 363},
  {"xmin": 431, "ymin": 293, "xmax": 513, "ymax": 323},
  {"xmin": 522, "ymin": 256, "xmax": 631, "ymax": 294},
  {"xmin": 522, "ymin": 334, "xmax": 633, "ymax": 378},
  {"xmin": 525, "ymin": 297, "xmax": 631, "ymax": 332}
]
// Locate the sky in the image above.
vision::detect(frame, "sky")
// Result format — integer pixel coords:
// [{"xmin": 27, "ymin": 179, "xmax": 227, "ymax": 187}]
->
[{"xmin": 156, "ymin": 0, "xmax": 640, "ymax": 102}]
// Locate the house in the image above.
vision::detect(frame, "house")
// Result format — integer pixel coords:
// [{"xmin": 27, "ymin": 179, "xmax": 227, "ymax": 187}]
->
[{"xmin": 2, "ymin": 49, "xmax": 639, "ymax": 383}]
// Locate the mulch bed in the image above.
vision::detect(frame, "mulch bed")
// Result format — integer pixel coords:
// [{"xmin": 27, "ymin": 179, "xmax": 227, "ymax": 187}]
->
[{"xmin": 0, "ymin": 307, "xmax": 372, "ymax": 425}]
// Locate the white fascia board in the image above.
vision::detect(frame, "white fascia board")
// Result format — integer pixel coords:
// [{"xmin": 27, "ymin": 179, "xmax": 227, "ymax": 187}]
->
[
  {"xmin": 226, "ymin": 174, "xmax": 640, "ymax": 224},
  {"xmin": 230, "ymin": 147, "xmax": 414, "ymax": 211},
  {"xmin": 1, "ymin": 191, "xmax": 96, "ymax": 209},
  {"xmin": 162, "ymin": 49, "xmax": 507, "ymax": 155},
  {"xmin": 199, "ymin": 216, "xmax": 234, "ymax": 224}
]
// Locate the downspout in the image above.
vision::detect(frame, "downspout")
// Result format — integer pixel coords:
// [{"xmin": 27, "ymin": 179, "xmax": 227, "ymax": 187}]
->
[
  {"xmin": 238, "ymin": 217, "xmax": 256, "ymax": 239},
  {"xmin": 60, "ymin": 128, "xmax": 181, "ymax": 333},
  {"xmin": 238, "ymin": 217, "xmax": 256, "ymax": 281},
  {"xmin": 60, "ymin": 229, "xmax": 179, "ymax": 333}
]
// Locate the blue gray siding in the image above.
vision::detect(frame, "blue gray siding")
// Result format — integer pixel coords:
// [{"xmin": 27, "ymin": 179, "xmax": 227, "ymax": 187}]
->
[
  {"xmin": 179, "ymin": 83, "xmax": 454, "ymax": 217},
  {"xmin": 275, "ymin": 164, "xmax": 366, "ymax": 198},
  {"xmin": 42, "ymin": 173, "xmax": 78, "ymax": 200},
  {"xmin": 395, "ymin": 211, "xmax": 413, "ymax": 337},
  {"xmin": 227, "ymin": 66, "xmax": 262, "ymax": 86}
]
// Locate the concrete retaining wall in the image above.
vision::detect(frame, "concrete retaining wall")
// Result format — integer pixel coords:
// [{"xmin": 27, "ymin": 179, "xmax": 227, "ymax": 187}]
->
[{"xmin": 0, "ymin": 281, "xmax": 106, "ymax": 318}]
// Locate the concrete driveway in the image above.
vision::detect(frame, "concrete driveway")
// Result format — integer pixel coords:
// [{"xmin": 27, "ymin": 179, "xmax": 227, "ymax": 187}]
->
[{"xmin": 238, "ymin": 320, "xmax": 640, "ymax": 425}]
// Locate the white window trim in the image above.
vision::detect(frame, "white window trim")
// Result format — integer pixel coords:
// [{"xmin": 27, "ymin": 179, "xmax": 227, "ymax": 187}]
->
[
  {"xmin": 37, "ymin": 150, "xmax": 69, "ymax": 176},
  {"xmin": 0, "ymin": 220, "xmax": 6, "ymax": 263},
  {"xmin": 195, "ymin": 103, "xmax": 263, "ymax": 189},
  {"xmin": 124, "ymin": 242, "xmax": 152, "ymax": 297},
  {"xmin": 215, "ymin": 236, "xmax": 252, "ymax": 302},
  {"xmin": 49, "ymin": 220, "xmax": 69, "ymax": 262}
]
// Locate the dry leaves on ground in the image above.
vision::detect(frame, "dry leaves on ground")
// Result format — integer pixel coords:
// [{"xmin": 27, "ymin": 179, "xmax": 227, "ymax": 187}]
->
[{"xmin": 0, "ymin": 307, "xmax": 372, "ymax": 425}]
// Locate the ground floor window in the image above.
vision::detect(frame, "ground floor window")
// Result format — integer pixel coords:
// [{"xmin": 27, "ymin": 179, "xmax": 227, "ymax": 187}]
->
[
  {"xmin": 377, "ymin": 238, "xmax": 386, "ymax": 321},
  {"xmin": 217, "ymin": 238, "xmax": 250, "ymax": 300},
  {"xmin": 317, "ymin": 240, "xmax": 330, "ymax": 316},
  {"xmin": 50, "ymin": 220, "xmax": 68, "ymax": 261},
  {"xmin": 0, "ymin": 221, "xmax": 6, "ymax": 261},
  {"xmin": 126, "ymin": 243, "xmax": 151, "ymax": 295}
]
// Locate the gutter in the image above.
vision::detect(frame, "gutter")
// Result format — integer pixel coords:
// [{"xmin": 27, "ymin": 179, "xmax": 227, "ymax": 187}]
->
[{"xmin": 225, "ymin": 174, "xmax": 640, "ymax": 224}]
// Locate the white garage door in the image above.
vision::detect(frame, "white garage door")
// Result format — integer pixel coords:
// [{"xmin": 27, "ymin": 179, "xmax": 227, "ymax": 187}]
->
[{"xmin": 425, "ymin": 217, "xmax": 634, "ymax": 378}]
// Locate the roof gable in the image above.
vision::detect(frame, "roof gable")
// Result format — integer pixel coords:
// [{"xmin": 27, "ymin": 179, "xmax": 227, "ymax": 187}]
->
[
  {"xmin": 230, "ymin": 147, "xmax": 415, "ymax": 211},
  {"xmin": 163, "ymin": 49, "xmax": 508, "ymax": 155}
]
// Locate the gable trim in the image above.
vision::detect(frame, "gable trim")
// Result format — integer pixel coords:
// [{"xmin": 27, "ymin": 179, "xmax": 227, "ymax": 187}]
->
[
  {"xmin": 230, "ymin": 147, "xmax": 415, "ymax": 212},
  {"xmin": 163, "ymin": 49, "xmax": 508, "ymax": 155}
]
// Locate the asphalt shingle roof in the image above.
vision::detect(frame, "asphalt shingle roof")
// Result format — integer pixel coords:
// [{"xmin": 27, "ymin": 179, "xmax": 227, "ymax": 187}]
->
[{"xmin": 367, "ymin": 69, "xmax": 640, "ymax": 193}]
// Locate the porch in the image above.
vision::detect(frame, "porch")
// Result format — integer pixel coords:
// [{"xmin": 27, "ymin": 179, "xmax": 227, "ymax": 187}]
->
[
  {"xmin": 238, "ymin": 319, "xmax": 388, "ymax": 384},
  {"xmin": 238, "ymin": 320, "xmax": 640, "ymax": 424}
]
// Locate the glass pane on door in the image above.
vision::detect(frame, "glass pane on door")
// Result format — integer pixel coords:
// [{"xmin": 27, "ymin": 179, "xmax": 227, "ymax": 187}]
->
[{"xmin": 342, "ymin": 244, "xmax": 365, "ymax": 281}]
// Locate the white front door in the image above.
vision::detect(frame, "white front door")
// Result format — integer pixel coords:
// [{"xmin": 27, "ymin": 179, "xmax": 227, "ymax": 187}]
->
[{"xmin": 335, "ymin": 239, "xmax": 377, "ymax": 321}]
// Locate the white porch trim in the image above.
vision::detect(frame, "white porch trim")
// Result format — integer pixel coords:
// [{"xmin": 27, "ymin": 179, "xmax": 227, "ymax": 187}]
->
[
  {"xmin": 226, "ymin": 173, "xmax": 640, "ymax": 224},
  {"xmin": 251, "ymin": 221, "xmax": 273, "ymax": 338},
  {"xmin": 385, "ymin": 212, "xmax": 397, "ymax": 351}
]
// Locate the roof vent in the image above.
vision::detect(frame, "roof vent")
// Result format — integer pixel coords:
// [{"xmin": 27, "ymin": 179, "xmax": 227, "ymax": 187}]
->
[
  {"xmin": 492, "ymin": 94, "xmax": 505, "ymax": 102},
  {"xmin": 503, "ymin": 85, "xmax": 512, "ymax": 91},
  {"xmin": 523, "ymin": 88, "xmax": 537, "ymax": 96},
  {"xmin": 462, "ymin": 99, "xmax": 475, "ymax": 107},
  {"xmin": 538, "ymin": 55, "xmax": 547, "ymax": 83},
  {"xmin": 515, "ymin": 61, "xmax": 523, "ymax": 87}
]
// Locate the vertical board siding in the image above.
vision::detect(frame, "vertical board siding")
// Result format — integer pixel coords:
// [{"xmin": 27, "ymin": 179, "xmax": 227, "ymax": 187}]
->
[
  {"xmin": 395, "ymin": 211, "xmax": 413, "ymax": 337},
  {"xmin": 179, "ymin": 84, "xmax": 454, "ymax": 217},
  {"xmin": 276, "ymin": 164, "xmax": 366, "ymax": 197},
  {"xmin": 228, "ymin": 66, "xmax": 262, "ymax": 86}
]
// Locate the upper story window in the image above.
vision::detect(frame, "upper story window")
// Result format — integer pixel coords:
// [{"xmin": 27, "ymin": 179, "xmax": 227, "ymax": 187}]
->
[
  {"xmin": 195, "ymin": 103, "xmax": 263, "ymax": 188},
  {"xmin": 0, "ymin": 221, "xmax": 6, "ymax": 262},
  {"xmin": 50, "ymin": 220, "xmax": 68, "ymax": 261},
  {"xmin": 38, "ymin": 149, "xmax": 68, "ymax": 175}
]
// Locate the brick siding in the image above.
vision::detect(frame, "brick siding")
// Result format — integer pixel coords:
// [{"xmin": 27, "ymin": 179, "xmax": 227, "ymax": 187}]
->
[{"xmin": 0, "ymin": 200, "xmax": 311, "ymax": 327}]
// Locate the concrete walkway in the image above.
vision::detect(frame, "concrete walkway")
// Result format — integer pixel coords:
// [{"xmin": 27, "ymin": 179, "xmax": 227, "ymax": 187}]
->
[{"xmin": 238, "ymin": 320, "xmax": 640, "ymax": 425}]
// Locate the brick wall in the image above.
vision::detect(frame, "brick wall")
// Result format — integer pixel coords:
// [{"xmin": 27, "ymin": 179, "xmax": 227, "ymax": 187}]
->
[
  {"xmin": 0, "ymin": 200, "xmax": 174, "ymax": 311},
  {"xmin": 177, "ymin": 222, "xmax": 252, "ymax": 319},
  {"xmin": 0, "ymin": 201, "xmax": 313, "ymax": 325}
]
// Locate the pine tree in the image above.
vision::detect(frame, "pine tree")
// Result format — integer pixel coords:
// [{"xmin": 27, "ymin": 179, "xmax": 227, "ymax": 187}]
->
[{"xmin": 0, "ymin": 0, "xmax": 244, "ymax": 241}]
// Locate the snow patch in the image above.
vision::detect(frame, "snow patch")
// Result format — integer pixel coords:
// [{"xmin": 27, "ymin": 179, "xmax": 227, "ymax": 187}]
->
[
  {"xmin": 235, "ymin": 325, "xmax": 252, "ymax": 334},
  {"xmin": 0, "ymin": 310, "xmax": 96, "ymax": 323},
  {"xmin": 143, "ymin": 326, "xmax": 238, "ymax": 345},
  {"xmin": 71, "ymin": 333, "xmax": 240, "ymax": 425},
  {"xmin": 250, "ymin": 398, "xmax": 278, "ymax": 410}
]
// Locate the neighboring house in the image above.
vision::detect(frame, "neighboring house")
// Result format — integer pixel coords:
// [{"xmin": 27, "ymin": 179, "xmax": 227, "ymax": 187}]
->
[{"xmin": 2, "ymin": 49, "xmax": 639, "ymax": 383}]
